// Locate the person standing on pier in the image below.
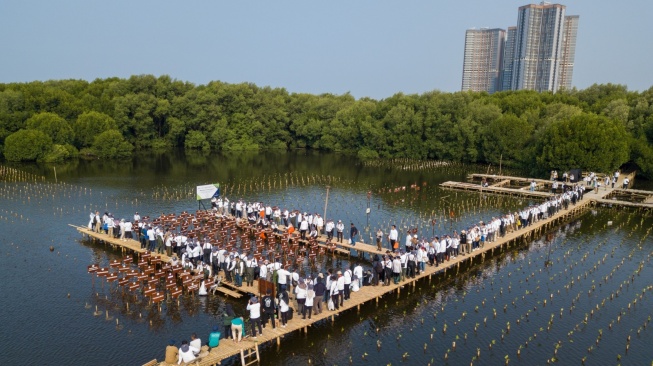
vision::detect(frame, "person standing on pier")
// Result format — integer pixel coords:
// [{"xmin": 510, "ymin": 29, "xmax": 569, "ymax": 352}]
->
[
  {"xmin": 354, "ymin": 263, "xmax": 363, "ymax": 288},
  {"xmin": 336, "ymin": 220, "xmax": 344, "ymax": 243},
  {"xmin": 316, "ymin": 214, "xmax": 324, "ymax": 235},
  {"xmin": 234, "ymin": 257, "xmax": 244, "ymax": 287},
  {"xmin": 336, "ymin": 271, "xmax": 345, "ymax": 307},
  {"xmin": 623, "ymin": 177, "xmax": 630, "ymax": 189},
  {"xmin": 405, "ymin": 231, "xmax": 413, "ymax": 252},
  {"xmin": 246, "ymin": 296, "xmax": 262, "ymax": 339},
  {"xmin": 376, "ymin": 228, "xmax": 384, "ymax": 251},
  {"xmin": 389, "ymin": 225, "xmax": 398, "ymax": 250},
  {"xmin": 326, "ymin": 219, "xmax": 335, "ymax": 240},
  {"xmin": 350, "ymin": 223, "xmax": 359, "ymax": 245},
  {"xmin": 299, "ymin": 217, "xmax": 309, "ymax": 240},
  {"xmin": 261, "ymin": 289, "xmax": 276, "ymax": 329},
  {"xmin": 343, "ymin": 267, "xmax": 353, "ymax": 300},
  {"xmin": 278, "ymin": 286, "xmax": 290, "ymax": 327},
  {"xmin": 313, "ymin": 275, "xmax": 326, "ymax": 315}
]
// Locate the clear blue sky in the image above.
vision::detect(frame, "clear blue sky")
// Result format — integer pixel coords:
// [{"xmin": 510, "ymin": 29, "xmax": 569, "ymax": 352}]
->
[{"xmin": 1, "ymin": 1, "xmax": 651, "ymax": 99}]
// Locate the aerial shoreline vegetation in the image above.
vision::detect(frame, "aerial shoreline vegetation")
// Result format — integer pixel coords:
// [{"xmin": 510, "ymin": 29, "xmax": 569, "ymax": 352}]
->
[{"xmin": 0, "ymin": 75, "xmax": 651, "ymax": 177}]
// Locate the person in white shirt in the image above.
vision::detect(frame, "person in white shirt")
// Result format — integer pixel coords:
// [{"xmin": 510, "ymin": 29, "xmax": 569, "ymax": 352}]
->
[
  {"xmin": 189, "ymin": 333, "xmax": 202, "ymax": 351},
  {"xmin": 304, "ymin": 284, "xmax": 315, "ymax": 319},
  {"xmin": 315, "ymin": 214, "xmax": 324, "ymax": 234},
  {"xmin": 329, "ymin": 275, "xmax": 340, "ymax": 310},
  {"xmin": 405, "ymin": 232, "xmax": 413, "ymax": 252},
  {"xmin": 343, "ymin": 268, "xmax": 352, "ymax": 300},
  {"xmin": 259, "ymin": 261, "xmax": 268, "ymax": 281},
  {"xmin": 277, "ymin": 266, "xmax": 289, "ymax": 294},
  {"xmin": 246, "ymin": 296, "xmax": 262, "ymax": 338},
  {"xmin": 336, "ymin": 271, "xmax": 345, "ymax": 307},
  {"xmin": 299, "ymin": 219, "xmax": 309, "ymax": 240},
  {"xmin": 177, "ymin": 340, "xmax": 198, "ymax": 364},
  {"xmin": 325, "ymin": 220, "xmax": 335, "ymax": 240},
  {"xmin": 295, "ymin": 280, "xmax": 307, "ymax": 315},
  {"xmin": 389, "ymin": 225, "xmax": 399, "ymax": 250},
  {"xmin": 353, "ymin": 264, "xmax": 363, "ymax": 288},
  {"xmin": 336, "ymin": 220, "xmax": 345, "ymax": 243}
]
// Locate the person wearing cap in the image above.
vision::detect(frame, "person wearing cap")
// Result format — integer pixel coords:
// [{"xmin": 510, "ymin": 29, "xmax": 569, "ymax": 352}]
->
[
  {"xmin": 336, "ymin": 220, "xmax": 344, "ymax": 243},
  {"xmin": 177, "ymin": 340, "xmax": 198, "ymax": 364},
  {"xmin": 164, "ymin": 339, "xmax": 178, "ymax": 364},
  {"xmin": 247, "ymin": 296, "xmax": 262, "ymax": 338}
]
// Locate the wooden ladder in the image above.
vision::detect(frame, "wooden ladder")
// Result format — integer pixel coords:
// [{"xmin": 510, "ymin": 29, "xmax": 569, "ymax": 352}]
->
[{"xmin": 240, "ymin": 344, "xmax": 260, "ymax": 366}]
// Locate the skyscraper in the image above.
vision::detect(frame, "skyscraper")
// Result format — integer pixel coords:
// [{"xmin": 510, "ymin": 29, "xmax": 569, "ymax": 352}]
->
[
  {"xmin": 510, "ymin": 3, "xmax": 579, "ymax": 92},
  {"xmin": 558, "ymin": 15, "xmax": 579, "ymax": 90},
  {"xmin": 461, "ymin": 28, "xmax": 506, "ymax": 94},
  {"xmin": 501, "ymin": 27, "xmax": 517, "ymax": 92},
  {"xmin": 462, "ymin": 3, "xmax": 579, "ymax": 93}
]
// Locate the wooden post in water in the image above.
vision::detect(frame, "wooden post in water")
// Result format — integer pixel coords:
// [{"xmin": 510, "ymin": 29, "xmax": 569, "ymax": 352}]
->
[{"xmin": 323, "ymin": 185, "xmax": 330, "ymax": 222}]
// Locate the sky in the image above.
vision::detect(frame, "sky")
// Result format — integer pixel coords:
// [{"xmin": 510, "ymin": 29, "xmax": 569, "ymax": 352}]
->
[{"xmin": 0, "ymin": 1, "xmax": 651, "ymax": 100}]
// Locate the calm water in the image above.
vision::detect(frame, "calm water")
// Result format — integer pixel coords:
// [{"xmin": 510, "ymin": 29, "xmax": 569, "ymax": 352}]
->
[{"xmin": 1, "ymin": 151, "xmax": 652, "ymax": 366}]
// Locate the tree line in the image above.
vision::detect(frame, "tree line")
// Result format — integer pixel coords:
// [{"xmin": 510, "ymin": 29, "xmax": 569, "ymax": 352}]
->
[{"xmin": 0, "ymin": 75, "xmax": 652, "ymax": 177}]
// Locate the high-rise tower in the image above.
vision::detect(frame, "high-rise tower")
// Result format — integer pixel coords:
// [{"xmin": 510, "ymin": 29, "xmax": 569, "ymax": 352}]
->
[
  {"xmin": 461, "ymin": 28, "xmax": 506, "ymax": 93},
  {"xmin": 510, "ymin": 3, "xmax": 579, "ymax": 92},
  {"xmin": 464, "ymin": 3, "xmax": 579, "ymax": 93}
]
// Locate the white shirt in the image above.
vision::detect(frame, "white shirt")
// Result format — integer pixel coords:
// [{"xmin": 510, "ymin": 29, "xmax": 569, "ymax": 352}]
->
[
  {"xmin": 343, "ymin": 269, "xmax": 352, "ymax": 284},
  {"xmin": 178, "ymin": 345, "xmax": 198, "ymax": 364},
  {"xmin": 190, "ymin": 338, "xmax": 201, "ymax": 351},
  {"xmin": 277, "ymin": 269, "xmax": 289, "ymax": 284},
  {"xmin": 353, "ymin": 265, "xmax": 363, "ymax": 280},
  {"xmin": 389, "ymin": 228, "xmax": 398, "ymax": 241},
  {"xmin": 247, "ymin": 302, "xmax": 261, "ymax": 319},
  {"xmin": 336, "ymin": 276, "xmax": 345, "ymax": 290}
]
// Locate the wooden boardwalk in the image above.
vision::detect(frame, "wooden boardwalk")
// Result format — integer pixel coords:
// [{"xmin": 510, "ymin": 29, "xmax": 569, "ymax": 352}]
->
[
  {"xmin": 440, "ymin": 181, "xmax": 554, "ymax": 199},
  {"xmin": 442, "ymin": 174, "xmax": 653, "ymax": 211},
  {"xmin": 70, "ymin": 172, "xmax": 652, "ymax": 366},
  {"xmin": 136, "ymin": 191, "xmax": 599, "ymax": 366}
]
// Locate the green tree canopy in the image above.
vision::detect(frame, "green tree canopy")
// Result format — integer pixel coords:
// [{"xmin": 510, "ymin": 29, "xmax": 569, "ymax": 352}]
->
[
  {"xmin": 25, "ymin": 112, "xmax": 74, "ymax": 145},
  {"xmin": 534, "ymin": 113, "xmax": 630, "ymax": 174},
  {"xmin": 92, "ymin": 130, "xmax": 133, "ymax": 158},
  {"xmin": 3, "ymin": 129, "xmax": 53, "ymax": 161},
  {"xmin": 184, "ymin": 130, "xmax": 210, "ymax": 152},
  {"xmin": 73, "ymin": 111, "xmax": 117, "ymax": 147}
]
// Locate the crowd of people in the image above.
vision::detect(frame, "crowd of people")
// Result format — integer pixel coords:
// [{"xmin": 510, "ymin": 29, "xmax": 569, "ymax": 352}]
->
[
  {"xmin": 83, "ymin": 180, "xmax": 593, "ymax": 364},
  {"xmin": 162, "ymin": 185, "xmax": 589, "ymax": 363},
  {"xmin": 164, "ymin": 329, "xmax": 219, "ymax": 365}
]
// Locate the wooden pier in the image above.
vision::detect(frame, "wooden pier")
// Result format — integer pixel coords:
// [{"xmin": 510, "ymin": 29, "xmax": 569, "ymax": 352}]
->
[
  {"xmin": 71, "ymin": 172, "xmax": 652, "ymax": 366},
  {"xmin": 443, "ymin": 173, "xmax": 653, "ymax": 211},
  {"xmin": 134, "ymin": 185, "xmax": 611, "ymax": 365}
]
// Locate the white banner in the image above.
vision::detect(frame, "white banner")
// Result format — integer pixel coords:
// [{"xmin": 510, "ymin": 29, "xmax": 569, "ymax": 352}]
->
[{"xmin": 196, "ymin": 183, "xmax": 220, "ymax": 200}]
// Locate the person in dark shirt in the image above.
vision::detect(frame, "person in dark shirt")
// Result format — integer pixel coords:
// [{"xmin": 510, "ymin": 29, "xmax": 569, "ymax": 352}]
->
[
  {"xmin": 313, "ymin": 276, "xmax": 326, "ymax": 315},
  {"xmin": 261, "ymin": 289, "xmax": 276, "ymax": 329},
  {"xmin": 350, "ymin": 223, "xmax": 359, "ymax": 245}
]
